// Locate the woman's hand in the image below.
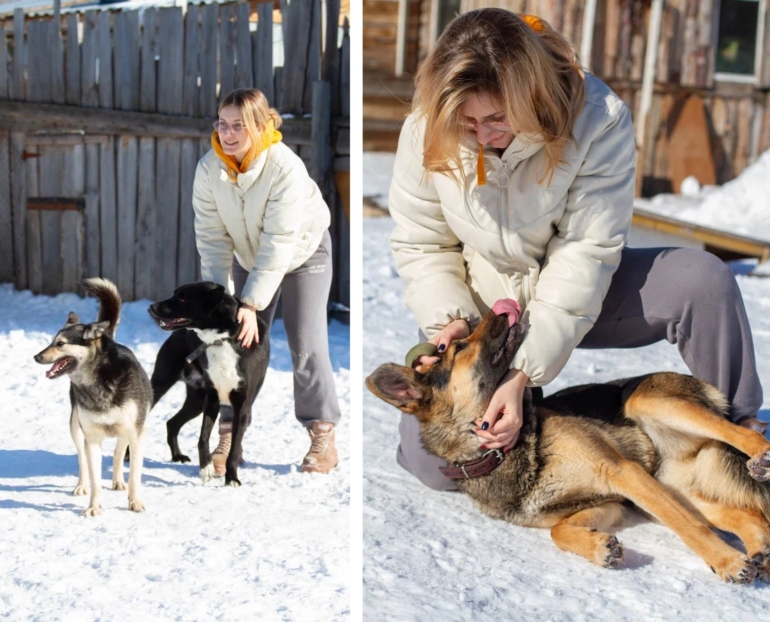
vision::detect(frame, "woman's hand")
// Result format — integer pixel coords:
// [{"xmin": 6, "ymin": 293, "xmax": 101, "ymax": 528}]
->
[
  {"xmin": 474, "ymin": 369, "xmax": 530, "ymax": 450},
  {"xmin": 236, "ymin": 305, "xmax": 259, "ymax": 348},
  {"xmin": 413, "ymin": 319, "xmax": 470, "ymax": 372}
]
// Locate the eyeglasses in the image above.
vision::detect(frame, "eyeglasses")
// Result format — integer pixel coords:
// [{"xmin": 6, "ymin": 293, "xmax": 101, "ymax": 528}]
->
[
  {"xmin": 460, "ymin": 120, "xmax": 512, "ymax": 133},
  {"xmin": 213, "ymin": 120, "xmax": 245, "ymax": 135}
]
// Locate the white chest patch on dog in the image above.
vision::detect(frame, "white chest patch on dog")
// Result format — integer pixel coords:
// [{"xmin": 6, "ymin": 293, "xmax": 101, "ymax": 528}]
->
[{"xmin": 193, "ymin": 330, "xmax": 241, "ymax": 405}]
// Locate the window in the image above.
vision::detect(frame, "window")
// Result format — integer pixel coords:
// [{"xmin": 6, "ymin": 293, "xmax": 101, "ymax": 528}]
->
[{"xmin": 715, "ymin": 0, "xmax": 766, "ymax": 82}]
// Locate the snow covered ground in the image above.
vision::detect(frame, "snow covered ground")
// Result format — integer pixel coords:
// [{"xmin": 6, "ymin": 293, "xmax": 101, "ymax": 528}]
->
[
  {"xmin": 0, "ymin": 286, "xmax": 350, "ymax": 621},
  {"xmin": 363, "ymin": 215, "xmax": 770, "ymax": 621}
]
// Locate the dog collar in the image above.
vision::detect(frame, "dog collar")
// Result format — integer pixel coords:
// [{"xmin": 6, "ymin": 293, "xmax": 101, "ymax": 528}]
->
[
  {"xmin": 185, "ymin": 339, "xmax": 224, "ymax": 365},
  {"xmin": 439, "ymin": 446, "xmax": 512, "ymax": 480},
  {"xmin": 405, "ymin": 343, "xmax": 439, "ymax": 368}
]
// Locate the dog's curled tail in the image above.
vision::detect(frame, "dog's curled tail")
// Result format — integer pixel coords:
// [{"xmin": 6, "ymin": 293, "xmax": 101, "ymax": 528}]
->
[{"xmin": 80, "ymin": 277, "xmax": 121, "ymax": 338}]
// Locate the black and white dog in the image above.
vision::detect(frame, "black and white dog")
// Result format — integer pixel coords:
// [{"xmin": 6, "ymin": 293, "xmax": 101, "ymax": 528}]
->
[
  {"xmin": 34, "ymin": 278, "xmax": 151, "ymax": 516},
  {"xmin": 148, "ymin": 281, "xmax": 270, "ymax": 487}
]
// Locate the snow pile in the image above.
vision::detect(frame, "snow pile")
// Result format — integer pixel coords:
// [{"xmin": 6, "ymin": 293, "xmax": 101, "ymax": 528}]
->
[
  {"xmin": 0, "ymin": 285, "xmax": 350, "ymax": 621},
  {"xmin": 363, "ymin": 216, "xmax": 770, "ymax": 619},
  {"xmin": 362, "ymin": 153, "xmax": 397, "ymax": 209},
  {"xmin": 642, "ymin": 149, "xmax": 770, "ymax": 242}
]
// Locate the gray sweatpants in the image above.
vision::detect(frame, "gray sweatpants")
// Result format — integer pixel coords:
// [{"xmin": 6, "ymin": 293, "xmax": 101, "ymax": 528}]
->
[
  {"xmin": 224, "ymin": 229, "xmax": 341, "ymax": 428},
  {"xmin": 396, "ymin": 246, "xmax": 764, "ymax": 491}
]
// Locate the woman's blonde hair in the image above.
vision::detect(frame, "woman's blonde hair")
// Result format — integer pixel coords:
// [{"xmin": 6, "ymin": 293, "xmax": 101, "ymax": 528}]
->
[
  {"xmin": 413, "ymin": 9, "xmax": 585, "ymax": 185},
  {"xmin": 218, "ymin": 88, "xmax": 282, "ymax": 143}
]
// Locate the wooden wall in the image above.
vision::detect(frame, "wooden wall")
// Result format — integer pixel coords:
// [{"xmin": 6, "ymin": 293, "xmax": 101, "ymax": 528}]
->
[
  {"xmin": 0, "ymin": 0, "xmax": 350, "ymax": 307},
  {"xmin": 364, "ymin": 0, "xmax": 422, "ymax": 74}
]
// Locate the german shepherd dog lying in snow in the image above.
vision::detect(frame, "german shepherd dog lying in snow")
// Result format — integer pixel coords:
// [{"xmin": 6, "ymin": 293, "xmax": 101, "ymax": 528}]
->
[
  {"xmin": 148, "ymin": 281, "xmax": 270, "ymax": 487},
  {"xmin": 34, "ymin": 278, "xmax": 151, "ymax": 516},
  {"xmin": 367, "ymin": 299, "xmax": 770, "ymax": 583}
]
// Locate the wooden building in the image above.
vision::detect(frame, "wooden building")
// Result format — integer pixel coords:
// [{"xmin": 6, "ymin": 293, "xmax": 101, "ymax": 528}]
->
[{"xmin": 364, "ymin": 0, "xmax": 770, "ymax": 198}]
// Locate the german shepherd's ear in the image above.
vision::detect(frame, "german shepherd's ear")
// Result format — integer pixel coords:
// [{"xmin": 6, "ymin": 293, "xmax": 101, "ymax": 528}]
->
[
  {"xmin": 366, "ymin": 363, "xmax": 428, "ymax": 414},
  {"xmin": 83, "ymin": 321, "xmax": 111, "ymax": 341},
  {"xmin": 66, "ymin": 311, "xmax": 80, "ymax": 325}
]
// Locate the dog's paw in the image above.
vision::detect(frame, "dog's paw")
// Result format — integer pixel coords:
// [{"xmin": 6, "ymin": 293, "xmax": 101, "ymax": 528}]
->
[
  {"xmin": 225, "ymin": 477, "xmax": 242, "ymax": 488},
  {"xmin": 172, "ymin": 453, "xmax": 191, "ymax": 464},
  {"xmin": 747, "ymin": 450, "xmax": 770, "ymax": 482},
  {"xmin": 749, "ymin": 547, "xmax": 770, "ymax": 583},
  {"xmin": 710, "ymin": 555, "xmax": 758, "ymax": 584},
  {"xmin": 72, "ymin": 484, "xmax": 89, "ymax": 496},
  {"xmin": 82, "ymin": 505, "xmax": 102, "ymax": 517},
  {"xmin": 602, "ymin": 536, "xmax": 624, "ymax": 569},
  {"xmin": 111, "ymin": 480, "xmax": 127, "ymax": 491},
  {"xmin": 200, "ymin": 463, "xmax": 216, "ymax": 484},
  {"xmin": 128, "ymin": 499, "xmax": 145, "ymax": 513}
]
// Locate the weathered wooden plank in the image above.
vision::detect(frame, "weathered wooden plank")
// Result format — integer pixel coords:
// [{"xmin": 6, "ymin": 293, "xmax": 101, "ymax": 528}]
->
[
  {"xmin": 25, "ymin": 146, "xmax": 42, "ymax": 294},
  {"xmin": 27, "ymin": 20, "xmax": 52, "ymax": 103},
  {"xmin": 37, "ymin": 146, "xmax": 63, "ymax": 295},
  {"xmin": 0, "ymin": 132, "xmax": 13, "ymax": 283},
  {"xmin": 81, "ymin": 10, "xmax": 99, "ymax": 107},
  {"xmin": 177, "ymin": 138, "xmax": 199, "ymax": 286},
  {"xmin": 254, "ymin": 2, "xmax": 274, "ymax": 104},
  {"xmin": 114, "ymin": 9, "xmax": 140, "ymax": 111},
  {"xmin": 65, "ymin": 13, "xmax": 80, "ymax": 105},
  {"xmin": 311, "ymin": 81, "xmax": 331, "ymax": 192},
  {"xmin": 303, "ymin": 0, "xmax": 322, "ymax": 112},
  {"xmin": 11, "ymin": 9, "xmax": 24, "ymax": 100},
  {"xmin": 0, "ymin": 26, "xmax": 8, "ymax": 99},
  {"xmin": 140, "ymin": 7, "xmax": 158, "ymax": 113},
  {"xmin": 340, "ymin": 22, "xmax": 349, "ymax": 117},
  {"xmin": 10, "ymin": 132, "xmax": 27, "ymax": 289},
  {"xmin": 100, "ymin": 137, "xmax": 118, "ymax": 283},
  {"xmin": 98, "ymin": 10, "xmax": 113, "ymax": 108},
  {"xmin": 274, "ymin": 66, "xmax": 284, "ymax": 109},
  {"xmin": 51, "ymin": 10, "xmax": 65, "ymax": 104},
  {"xmin": 282, "ymin": 0, "xmax": 313, "ymax": 113},
  {"xmin": 219, "ymin": 3, "xmax": 236, "ymax": 100},
  {"xmin": 80, "ymin": 140, "xmax": 103, "ymax": 283},
  {"xmin": 235, "ymin": 2, "xmax": 252, "ymax": 90},
  {"xmin": 157, "ymin": 7, "xmax": 184, "ymax": 114},
  {"xmin": 60, "ymin": 140, "xmax": 85, "ymax": 291},
  {"xmin": 199, "ymin": 2, "xmax": 218, "ymax": 117},
  {"xmin": 0, "ymin": 99, "xmax": 314, "ymax": 143},
  {"xmin": 134, "ymin": 137, "xmax": 155, "ymax": 300},
  {"xmin": 154, "ymin": 139, "xmax": 180, "ymax": 299},
  {"xmin": 115, "ymin": 135, "xmax": 138, "ymax": 299},
  {"xmin": 182, "ymin": 4, "xmax": 200, "ymax": 117},
  {"xmin": 323, "ymin": 0, "xmax": 341, "ymax": 82}
]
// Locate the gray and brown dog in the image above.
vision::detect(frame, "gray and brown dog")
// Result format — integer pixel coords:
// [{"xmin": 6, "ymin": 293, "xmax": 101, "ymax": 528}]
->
[{"xmin": 367, "ymin": 299, "xmax": 770, "ymax": 583}]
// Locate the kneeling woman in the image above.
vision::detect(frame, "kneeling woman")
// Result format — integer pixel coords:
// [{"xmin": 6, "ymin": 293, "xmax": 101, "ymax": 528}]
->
[{"xmin": 193, "ymin": 88, "xmax": 340, "ymax": 474}]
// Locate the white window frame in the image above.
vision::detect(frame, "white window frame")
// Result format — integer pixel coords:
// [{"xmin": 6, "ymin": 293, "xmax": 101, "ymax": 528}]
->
[{"xmin": 713, "ymin": 0, "xmax": 767, "ymax": 84}]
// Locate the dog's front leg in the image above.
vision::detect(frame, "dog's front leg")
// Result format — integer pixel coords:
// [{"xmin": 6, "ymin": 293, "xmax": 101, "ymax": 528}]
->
[
  {"xmin": 112, "ymin": 437, "xmax": 128, "ymax": 491},
  {"xmin": 127, "ymin": 430, "xmax": 146, "ymax": 512},
  {"xmin": 70, "ymin": 405, "xmax": 88, "ymax": 496},
  {"xmin": 550, "ymin": 502, "xmax": 626, "ymax": 568},
  {"xmin": 83, "ymin": 436, "xmax": 103, "ymax": 517},
  {"xmin": 198, "ymin": 391, "xmax": 219, "ymax": 483},
  {"xmin": 226, "ymin": 393, "xmax": 248, "ymax": 488}
]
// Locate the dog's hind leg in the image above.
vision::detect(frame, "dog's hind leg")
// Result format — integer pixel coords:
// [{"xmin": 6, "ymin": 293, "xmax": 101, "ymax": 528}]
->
[
  {"xmin": 166, "ymin": 388, "xmax": 204, "ymax": 463},
  {"xmin": 126, "ymin": 431, "xmax": 146, "ymax": 512},
  {"xmin": 111, "ymin": 437, "xmax": 128, "ymax": 491},
  {"xmin": 225, "ymin": 393, "xmax": 249, "ymax": 488},
  {"xmin": 626, "ymin": 392, "xmax": 770, "ymax": 482},
  {"xmin": 198, "ymin": 392, "xmax": 219, "ymax": 483},
  {"xmin": 550, "ymin": 502, "xmax": 626, "ymax": 568},
  {"xmin": 70, "ymin": 405, "xmax": 88, "ymax": 496},
  {"xmin": 607, "ymin": 459, "xmax": 757, "ymax": 583}
]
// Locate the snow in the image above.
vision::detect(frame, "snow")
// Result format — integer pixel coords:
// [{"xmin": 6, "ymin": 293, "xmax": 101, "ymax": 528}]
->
[
  {"xmin": 363, "ymin": 214, "xmax": 770, "ymax": 620},
  {"xmin": 638, "ymin": 149, "xmax": 770, "ymax": 243},
  {"xmin": 0, "ymin": 285, "xmax": 350, "ymax": 621}
]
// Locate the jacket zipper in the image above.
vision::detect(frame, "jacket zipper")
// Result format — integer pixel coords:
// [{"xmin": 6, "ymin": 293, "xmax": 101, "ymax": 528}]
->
[{"xmin": 498, "ymin": 159, "xmax": 512, "ymax": 255}]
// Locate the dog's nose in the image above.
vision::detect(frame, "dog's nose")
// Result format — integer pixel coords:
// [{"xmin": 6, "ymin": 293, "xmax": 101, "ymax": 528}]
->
[{"xmin": 34, "ymin": 353, "xmax": 42, "ymax": 363}]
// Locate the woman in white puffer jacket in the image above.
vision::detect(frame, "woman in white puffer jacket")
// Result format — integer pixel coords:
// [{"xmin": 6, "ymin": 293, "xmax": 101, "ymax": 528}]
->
[
  {"xmin": 193, "ymin": 89, "xmax": 340, "ymax": 475},
  {"xmin": 389, "ymin": 9, "xmax": 763, "ymax": 490}
]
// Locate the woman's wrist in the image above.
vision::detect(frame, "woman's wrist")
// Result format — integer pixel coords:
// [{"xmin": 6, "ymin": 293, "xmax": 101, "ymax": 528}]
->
[{"xmin": 240, "ymin": 303, "xmax": 257, "ymax": 312}]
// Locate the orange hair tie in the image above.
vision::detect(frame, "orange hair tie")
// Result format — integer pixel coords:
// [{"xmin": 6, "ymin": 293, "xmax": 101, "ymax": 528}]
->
[
  {"xmin": 521, "ymin": 14, "xmax": 546, "ymax": 32},
  {"xmin": 477, "ymin": 143, "xmax": 486, "ymax": 186}
]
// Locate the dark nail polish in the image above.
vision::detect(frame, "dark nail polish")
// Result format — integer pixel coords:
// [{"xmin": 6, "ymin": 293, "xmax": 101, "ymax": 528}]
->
[
  {"xmin": 481, "ymin": 422, "xmax": 489, "ymax": 431},
  {"xmin": 437, "ymin": 344, "xmax": 446, "ymax": 352}
]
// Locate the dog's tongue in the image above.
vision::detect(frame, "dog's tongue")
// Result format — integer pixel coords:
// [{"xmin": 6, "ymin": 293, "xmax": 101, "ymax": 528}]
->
[
  {"xmin": 46, "ymin": 359, "xmax": 67, "ymax": 379},
  {"xmin": 492, "ymin": 299, "xmax": 521, "ymax": 327}
]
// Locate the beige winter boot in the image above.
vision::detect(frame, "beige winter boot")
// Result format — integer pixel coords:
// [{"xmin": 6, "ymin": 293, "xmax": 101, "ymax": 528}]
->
[
  {"xmin": 301, "ymin": 421, "xmax": 338, "ymax": 474},
  {"xmin": 211, "ymin": 422, "xmax": 244, "ymax": 476}
]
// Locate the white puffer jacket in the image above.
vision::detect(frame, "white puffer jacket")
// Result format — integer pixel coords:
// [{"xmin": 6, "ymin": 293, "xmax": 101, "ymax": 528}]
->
[
  {"xmin": 192, "ymin": 142, "xmax": 330, "ymax": 310},
  {"xmin": 389, "ymin": 74, "xmax": 636, "ymax": 386}
]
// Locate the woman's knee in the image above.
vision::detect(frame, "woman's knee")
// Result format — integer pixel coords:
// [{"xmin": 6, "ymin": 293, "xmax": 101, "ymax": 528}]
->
[{"xmin": 662, "ymin": 248, "xmax": 738, "ymax": 302}]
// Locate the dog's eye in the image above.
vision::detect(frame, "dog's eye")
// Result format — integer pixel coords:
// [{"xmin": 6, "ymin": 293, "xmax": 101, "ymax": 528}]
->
[
  {"xmin": 454, "ymin": 341, "xmax": 468, "ymax": 353},
  {"xmin": 56, "ymin": 341, "xmax": 64, "ymax": 347}
]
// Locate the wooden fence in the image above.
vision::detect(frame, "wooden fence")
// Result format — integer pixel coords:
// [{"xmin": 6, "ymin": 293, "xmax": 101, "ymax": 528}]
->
[{"xmin": 0, "ymin": 0, "xmax": 350, "ymax": 307}]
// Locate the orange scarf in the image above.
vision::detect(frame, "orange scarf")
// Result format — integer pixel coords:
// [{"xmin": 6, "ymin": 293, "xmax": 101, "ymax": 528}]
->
[
  {"xmin": 212, "ymin": 119, "xmax": 283, "ymax": 181},
  {"xmin": 476, "ymin": 14, "xmax": 546, "ymax": 186}
]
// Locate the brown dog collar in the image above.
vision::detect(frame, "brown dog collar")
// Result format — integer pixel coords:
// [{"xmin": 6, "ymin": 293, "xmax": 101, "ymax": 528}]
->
[{"xmin": 439, "ymin": 447, "xmax": 510, "ymax": 480}]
